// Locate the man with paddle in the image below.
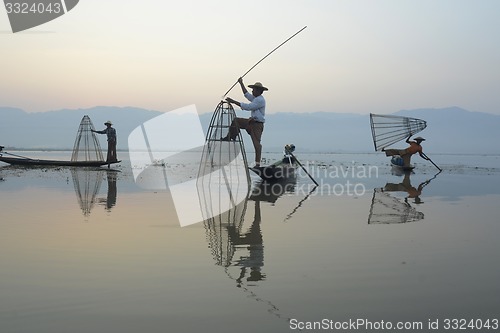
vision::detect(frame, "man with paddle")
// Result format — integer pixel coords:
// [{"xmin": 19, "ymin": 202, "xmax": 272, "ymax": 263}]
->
[{"xmin": 224, "ymin": 77, "xmax": 267, "ymax": 168}]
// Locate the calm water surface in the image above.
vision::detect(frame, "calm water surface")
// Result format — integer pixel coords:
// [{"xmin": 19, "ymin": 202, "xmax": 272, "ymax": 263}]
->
[{"xmin": 1, "ymin": 152, "xmax": 499, "ymax": 333}]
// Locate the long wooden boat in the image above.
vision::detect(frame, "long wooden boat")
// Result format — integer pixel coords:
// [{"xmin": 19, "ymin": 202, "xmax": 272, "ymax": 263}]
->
[
  {"xmin": 249, "ymin": 144, "xmax": 297, "ymax": 182},
  {"xmin": 0, "ymin": 155, "xmax": 120, "ymax": 167},
  {"xmin": 0, "ymin": 116, "xmax": 120, "ymax": 168},
  {"xmin": 250, "ymin": 164, "xmax": 296, "ymax": 182},
  {"xmin": 390, "ymin": 156, "xmax": 414, "ymax": 171}
]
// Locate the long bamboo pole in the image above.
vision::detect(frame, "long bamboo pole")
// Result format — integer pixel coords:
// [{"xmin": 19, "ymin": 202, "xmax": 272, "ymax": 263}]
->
[{"xmin": 222, "ymin": 26, "xmax": 307, "ymax": 98}]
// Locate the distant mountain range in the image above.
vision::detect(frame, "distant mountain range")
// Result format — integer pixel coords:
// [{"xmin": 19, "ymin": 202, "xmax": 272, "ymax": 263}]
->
[{"xmin": 1, "ymin": 106, "xmax": 499, "ymax": 154}]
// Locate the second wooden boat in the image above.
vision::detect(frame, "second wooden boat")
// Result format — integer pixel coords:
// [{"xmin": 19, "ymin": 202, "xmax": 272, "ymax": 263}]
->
[{"xmin": 249, "ymin": 144, "xmax": 297, "ymax": 182}]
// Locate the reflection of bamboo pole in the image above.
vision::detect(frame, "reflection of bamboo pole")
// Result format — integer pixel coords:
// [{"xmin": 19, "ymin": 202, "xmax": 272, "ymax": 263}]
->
[
  {"xmin": 224, "ymin": 267, "xmax": 288, "ymax": 320},
  {"xmin": 283, "ymin": 185, "xmax": 317, "ymax": 222}
]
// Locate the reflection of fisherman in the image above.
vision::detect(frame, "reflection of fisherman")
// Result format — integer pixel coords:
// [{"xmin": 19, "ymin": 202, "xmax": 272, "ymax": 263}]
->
[
  {"xmin": 105, "ymin": 171, "xmax": 117, "ymax": 210},
  {"xmin": 0, "ymin": 147, "xmax": 4, "ymax": 180},
  {"xmin": 97, "ymin": 171, "xmax": 117, "ymax": 211},
  {"xmin": 383, "ymin": 135, "xmax": 429, "ymax": 167},
  {"xmin": 227, "ymin": 201, "xmax": 265, "ymax": 285},
  {"xmin": 384, "ymin": 172, "xmax": 430, "ymax": 204},
  {"xmin": 92, "ymin": 121, "xmax": 117, "ymax": 163}
]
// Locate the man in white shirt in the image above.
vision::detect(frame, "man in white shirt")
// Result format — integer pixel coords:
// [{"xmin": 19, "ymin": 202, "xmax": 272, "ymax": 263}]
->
[{"xmin": 225, "ymin": 78, "xmax": 267, "ymax": 167}]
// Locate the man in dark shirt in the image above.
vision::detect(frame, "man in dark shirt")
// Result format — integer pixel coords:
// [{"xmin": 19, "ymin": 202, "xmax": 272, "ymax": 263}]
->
[{"xmin": 92, "ymin": 121, "xmax": 117, "ymax": 163}]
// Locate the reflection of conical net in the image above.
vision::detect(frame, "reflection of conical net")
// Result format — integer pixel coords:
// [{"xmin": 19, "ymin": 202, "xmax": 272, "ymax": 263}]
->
[
  {"xmin": 71, "ymin": 115, "xmax": 104, "ymax": 162},
  {"xmin": 197, "ymin": 101, "xmax": 250, "ymax": 225},
  {"xmin": 203, "ymin": 198, "xmax": 248, "ymax": 267},
  {"xmin": 370, "ymin": 114, "xmax": 427, "ymax": 151},
  {"xmin": 368, "ymin": 188, "xmax": 424, "ymax": 224},
  {"xmin": 71, "ymin": 169, "xmax": 104, "ymax": 216},
  {"xmin": 203, "ymin": 199, "xmax": 265, "ymax": 282}
]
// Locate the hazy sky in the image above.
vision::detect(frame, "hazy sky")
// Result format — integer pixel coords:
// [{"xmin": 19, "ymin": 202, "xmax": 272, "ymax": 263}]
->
[{"xmin": 1, "ymin": 0, "xmax": 500, "ymax": 115}]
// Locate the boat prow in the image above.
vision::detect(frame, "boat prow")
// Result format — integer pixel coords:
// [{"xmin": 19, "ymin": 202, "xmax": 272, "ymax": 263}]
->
[
  {"xmin": 249, "ymin": 164, "xmax": 296, "ymax": 182},
  {"xmin": 249, "ymin": 144, "xmax": 298, "ymax": 182},
  {"xmin": 390, "ymin": 156, "xmax": 414, "ymax": 171}
]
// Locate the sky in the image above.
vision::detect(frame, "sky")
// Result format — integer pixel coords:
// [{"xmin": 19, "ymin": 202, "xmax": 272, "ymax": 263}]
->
[{"xmin": 1, "ymin": 0, "xmax": 500, "ymax": 115}]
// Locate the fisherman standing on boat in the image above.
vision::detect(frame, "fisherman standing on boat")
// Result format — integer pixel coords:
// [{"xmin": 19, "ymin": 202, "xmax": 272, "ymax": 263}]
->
[
  {"xmin": 92, "ymin": 121, "xmax": 117, "ymax": 163},
  {"xmin": 224, "ymin": 78, "xmax": 267, "ymax": 168},
  {"xmin": 383, "ymin": 135, "xmax": 429, "ymax": 167}
]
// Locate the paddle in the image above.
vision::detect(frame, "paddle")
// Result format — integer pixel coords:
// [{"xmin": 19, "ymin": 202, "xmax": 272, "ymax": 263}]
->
[
  {"xmin": 3, "ymin": 151, "xmax": 35, "ymax": 160},
  {"xmin": 289, "ymin": 151, "xmax": 319, "ymax": 186},
  {"xmin": 421, "ymin": 152, "xmax": 442, "ymax": 172}
]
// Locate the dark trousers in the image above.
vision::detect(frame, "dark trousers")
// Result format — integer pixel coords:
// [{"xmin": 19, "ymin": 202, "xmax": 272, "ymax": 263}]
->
[
  {"xmin": 107, "ymin": 140, "xmax": 117, "ymax": 162},
  {"xmin": 229, "ymin": 118, "xmax": 264, "ymax": 164}
]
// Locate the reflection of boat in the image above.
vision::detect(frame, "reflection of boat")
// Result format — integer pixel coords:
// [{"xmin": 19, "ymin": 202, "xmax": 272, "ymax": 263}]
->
[
  {"xmin": 249, "ymin": 178, "xmax": 296, "ymax": 203},
  {"xmin": 250, "ymin": 144, "xmax": 297, "ymax": 182},
  {"xmin": 390, "ymin": 156, "xmax": 414, "ymax": 171}
]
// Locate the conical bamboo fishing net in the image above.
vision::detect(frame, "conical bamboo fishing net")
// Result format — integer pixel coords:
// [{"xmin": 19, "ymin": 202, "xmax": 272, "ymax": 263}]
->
[
  {"xmin": 370, "ymin": 114, "xmax": 427, "ymax": 151},
  {"xmin": 71, "ymin": 115, "xmax": 104, "ymax": 162},
  {"xmin": 197, "ymin": 101, "xmax": 251, "ymax": 223}
]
